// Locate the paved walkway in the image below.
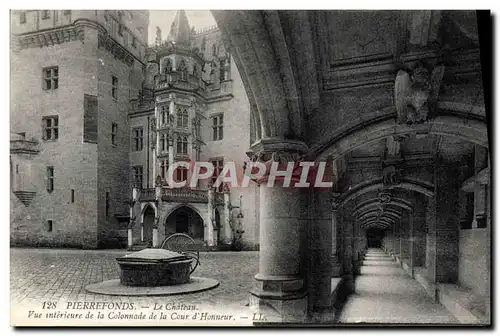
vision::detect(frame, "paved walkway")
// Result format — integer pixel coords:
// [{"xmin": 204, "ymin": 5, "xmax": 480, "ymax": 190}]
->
[
  {"xmin": 10, "ymin": 248, "xmax": 258, "ymax": 310},
  {"xmin": 338, "ymin": 248, "xmax": 458, "ymax": 324}
]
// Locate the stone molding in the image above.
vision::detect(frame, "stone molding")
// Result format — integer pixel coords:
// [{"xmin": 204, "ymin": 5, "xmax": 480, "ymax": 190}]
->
[
  {"xmin": 14, "ymin": 25, "xmax": 82, "ymax": 51},
  {"xmin": 245, "ymin": 138, "xmax": 310, "ymax": 186},
  {"xmin": 324, "ymin": 48, "xmax": 480, "ymax": 91}
]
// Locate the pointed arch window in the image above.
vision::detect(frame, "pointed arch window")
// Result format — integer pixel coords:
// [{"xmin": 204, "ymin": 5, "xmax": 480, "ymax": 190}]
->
[
  {"xmin": 160, "ymin": 106, "xmax": 166, "ymax": 125},
  {"xmin": 176, "ymin": 108, "xmax": 188, "ymax": 128},
  {"xmin": 212, "ymin": 44, "xmax": 217, "ymax": 57},
  {"xmin": 176, "ymin": 136, "xmax": 188, "ymax": 154},
  {"xmin": 178, "ymin": 60, "xmax": 188, "ymax": 81},
  {"xmin": 159, "ymin": 133, "xmax": 166, "ymax": 151}
]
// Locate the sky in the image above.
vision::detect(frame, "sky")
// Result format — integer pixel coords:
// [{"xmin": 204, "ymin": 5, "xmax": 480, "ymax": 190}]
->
[{"xmin": 148, "ymin": 10, "xmax": 217, "ymax": 44}]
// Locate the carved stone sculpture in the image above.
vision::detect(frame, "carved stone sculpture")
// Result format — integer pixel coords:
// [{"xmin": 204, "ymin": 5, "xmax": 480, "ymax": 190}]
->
[
  {"xmin": 155, "ymin": 26, "xmax": 162, "ymax": 45},
  {"xmin": 150, "ymin": 117, "xmax": 157, "ymax": 149},
  {"xmin": 382, "ymin": 165, "xmax": 401, "ymax": 186},
  {"xmin": 394, "ymin": 62, "xmax": 445, "ymax": 124},
  {"xmin": 155, "ymin": 175, "xmax": 163, "ymax": 187}
]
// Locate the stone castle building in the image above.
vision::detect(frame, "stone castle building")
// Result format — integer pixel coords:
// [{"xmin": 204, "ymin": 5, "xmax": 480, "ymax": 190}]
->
[
  {"xmin": 10, "ymin": 10, "xmax": 259, "ymax": 250},
  {"xmin": 10, "ymin": 9, "xmax": 491, "ymax": 324}
]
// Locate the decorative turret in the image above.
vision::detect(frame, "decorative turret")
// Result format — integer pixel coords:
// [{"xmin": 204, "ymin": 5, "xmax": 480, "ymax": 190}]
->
[{"xmin": 166, "ymin": 10, "xmax": 191, "ymax": 46}]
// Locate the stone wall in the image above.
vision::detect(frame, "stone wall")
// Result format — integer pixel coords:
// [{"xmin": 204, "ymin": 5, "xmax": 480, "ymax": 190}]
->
[
  {"xmin": 96, "ymin": 35, "xmax": 137, "ymax": 248},
  {"xmin": 458, "ymin": 229, "xmax": 490, "ymax": 297},
  {"xmin": 10, "ymin": 30, "xmax": 100, "ymax": 248}
]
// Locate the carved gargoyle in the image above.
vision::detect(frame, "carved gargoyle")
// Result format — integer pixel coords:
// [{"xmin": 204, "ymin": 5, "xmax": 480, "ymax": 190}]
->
[{"xmin": 394, "ymin": 63, "xmax": 445, "ymax": 124}]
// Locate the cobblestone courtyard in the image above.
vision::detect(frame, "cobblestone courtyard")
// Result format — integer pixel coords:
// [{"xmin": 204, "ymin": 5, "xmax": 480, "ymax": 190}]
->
[{"xmin": 10, "ymin": 248, "xmax": 259, "ymax": 320}]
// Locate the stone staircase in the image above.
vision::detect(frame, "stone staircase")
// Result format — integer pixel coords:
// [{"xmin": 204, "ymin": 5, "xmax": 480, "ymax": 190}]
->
[{"xmin": 362, "ymin": 248, "xmax": 393, "ymax": 265}]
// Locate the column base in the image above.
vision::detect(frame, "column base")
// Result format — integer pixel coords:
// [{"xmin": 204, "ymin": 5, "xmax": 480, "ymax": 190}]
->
[{"xmin": 249, "ymin": 275, "xmax": 308, "ymax": 323}]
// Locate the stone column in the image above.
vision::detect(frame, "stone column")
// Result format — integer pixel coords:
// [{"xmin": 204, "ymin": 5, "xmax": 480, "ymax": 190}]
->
[
  {"xmin": 342, "ymin": 217, "xmax": 355, "ymax": 292},
  {"xmin": 331, "ymin": 194, "xmax": 342, "ymax": 277},
  {"xmin": 434, "ymin": 163, "xmax": 461, "ymax": 284},
  {"xmin": 308, "ymin": 186, "xmax": 333, "ymax": 317},
  {"xmin": 223, "ymin": 186, "xmax": 232, "ymax": 245},
  {"xmin": 247, "ymin": 139, "xmax": 309, "ymax": 323},
  {"xmin": 394, "ymin": 218, "xmax": 401, "ymax": 260},
  {"xmin": 140, "ymin": 222, "xmax": 144, "ymax": 242},
  {"xmin": 128, "ymin": 187, "xmax": 139, "ymax": 250},
  {"xmin": 206, "ymin": 186, "xmax": 215, "ymax": 246},
  {"xmin": 403, "ymin": 211, "xmax": 414, "ymax": 276},
  {"xmin": 152, "ymin": 217, "xmax": 159, "ymax": 247},
  {"xmin": 423, "ymin": 162, "xmax": 462, "ymax": 302}
]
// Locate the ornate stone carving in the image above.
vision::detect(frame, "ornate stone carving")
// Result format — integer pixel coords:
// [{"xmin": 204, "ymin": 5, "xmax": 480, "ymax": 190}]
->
[
  {"xmin": 98, "ymin": 32, "xmax": 134, "ymax": 67},
  {"xmin": 394, "ymin": 62, "xmax": 445, "ymax": 124},
  {"xmin": 382, "ymin": 165, "xmax": 402, "ymax": 187},
  {"xmin": 168, "ymin": 114, "xmax": 175, "ymax": 125},
  {"xmin": 128, "ymin": 216, "xmax": 136, "ymax": 229},
  {"xmin": 155, "ymin": 26, "xmax": 162, "ymax": 45},
  {"xmin": 378, "ymin": 191, "xmax": 392, "ymax": 204},
  {"xmin": 16, "ymin": 26, "xmax": 81, "ymax": 50},
  {"xmin": 152, "ymin": 217, "xmax": 160, "ymax": 230},
  {"xmin": 145, "ymin": 62, "xmax": 159, "ymax": 88},
  {"xmin": 150, "ymin": 117, "xmax": 157, "ymax": 149},
  {"xmin": 207, "ymin": 179, "xmax": 214, "ymax": 189},
  {"xmin": 222, "ymin": 183, "xmax": 230, "ymax": 194},
  {"xmin": 155, "ymin": 175, "xmax": 163, "ymax": 187},
  {"xmin": 244, "ymin": 149, "xmax": 305, "ymax": 186}
]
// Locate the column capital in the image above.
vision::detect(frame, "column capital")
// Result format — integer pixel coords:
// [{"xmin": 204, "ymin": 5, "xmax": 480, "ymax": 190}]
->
[
  {"xmin": 245, "ymin": 138, "xmax": 312, "ymax": 186},
  {"xmin": 247, "ymin": 137, "xmax": 309, "ymax": 162}
]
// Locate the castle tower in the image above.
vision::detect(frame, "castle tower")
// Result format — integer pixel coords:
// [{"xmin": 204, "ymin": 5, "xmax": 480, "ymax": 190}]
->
[{"xmin": 151, "ymin": 10, "xmax": 205, "ymax": 187}]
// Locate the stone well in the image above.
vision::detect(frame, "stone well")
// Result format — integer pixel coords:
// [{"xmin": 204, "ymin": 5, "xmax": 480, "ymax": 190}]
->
[{"xmin": 116, "ymin": 248, "xmax": 192, "ymax": 287}]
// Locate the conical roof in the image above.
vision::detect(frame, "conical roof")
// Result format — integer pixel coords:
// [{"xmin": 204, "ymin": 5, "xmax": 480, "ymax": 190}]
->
[{"xmin": 166, "ymin": 10, "xmax": 191, "ymax": 46}]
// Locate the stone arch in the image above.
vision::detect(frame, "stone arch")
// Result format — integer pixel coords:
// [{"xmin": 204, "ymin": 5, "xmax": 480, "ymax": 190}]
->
[
  {"xmin": 311, "ymin": 107, "xmax": 487, "ymax": 161},
  {"xmin": 162, "ymin": 57, "xmax": 173, "ymax": 74},
  {"xmin": 361, "ymin": 220, "xmax": 392, "ymax": 230},
  {"xmin": 357, "ymin": 208, "xmax": 402, "ymax": 223},
  {"xmin": 140, "ymin": 203, "xmax": 157, "ymax": 243},
  {"xmin": 352, "ymin": 198, "xmax": 413, "ymax": 217},
  {"xmin": 140, "ymin": 202, "xmax": 158, "ymax": 220},
  {"xmin": 211, "ymin": 10, "xmax": 302, "ymax": 139},
  {"xmin": 164, "ymin": 203, "xmax": 205, "ymax": 221},
  {"xmin": 339, "ymin": 178, "xmax": 435, "ymax": 206},
  {"xmin": 164, "ymin": 203, "xmax": 206, "ymax": 241}
]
